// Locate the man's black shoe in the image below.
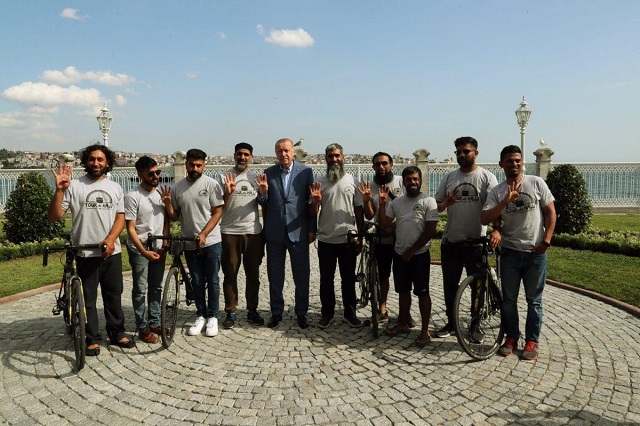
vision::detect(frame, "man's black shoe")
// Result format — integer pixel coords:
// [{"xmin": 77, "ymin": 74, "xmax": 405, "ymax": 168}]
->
[
  {"xmin": 267, "ymin": 315, "xmax": 282, "ymax": 328},
  {"xmin": 297, "ymin": 315, "xmax": 310, "ymax": 329}
]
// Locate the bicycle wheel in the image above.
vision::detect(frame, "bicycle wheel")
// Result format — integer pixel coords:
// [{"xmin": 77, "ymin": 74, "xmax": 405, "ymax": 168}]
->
[
  {"xmin": 356, "ymin": 249, "xmax": 369, "ymax": 309},
  {"xmin": 367, "ymin": 260, "xmax": 380, "ymax": 338},
  {"xmin": 454, "ymin": 273, "xmax": 503, "ymax": 360},
  {"xmin": 161, "ymin": 266, "xmax": 180, "ymax": 348},
  {"xmin": 70, "ymin": 278, "xmax": 86, "ymax": 371}
]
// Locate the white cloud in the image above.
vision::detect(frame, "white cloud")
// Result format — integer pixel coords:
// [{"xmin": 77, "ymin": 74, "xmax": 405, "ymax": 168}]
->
[
  {"xmin": 216, "ymin": 32, "xmax": 227, "ymax": 40},
  {"xmin": 185, "ymin": 72, "xmax": 200, "ymax": 79},
  {"xmin": 265, "ymin": 28, "xmax": 315, "ymax": 48},
  {"xmin": 115, "ymin": 95, "xmax": 127, "ymax": 107},
  {"xmin": 0, "ymin": 110, "xmax": 55, "ymax": 130},
  {"xmin": 2, "ymin": 82, "xmax": 102, "ymax": 107},
  {"xmin": 41, "ymin": 66, "xmax": 135, "ymax": 87},
  {"xmin": 256, "ymin": 24, "xmax": 264, "ymax": 35},
  {"xmin": 60, "ymin": 8, "xmax": 89, "ymax": 20}
]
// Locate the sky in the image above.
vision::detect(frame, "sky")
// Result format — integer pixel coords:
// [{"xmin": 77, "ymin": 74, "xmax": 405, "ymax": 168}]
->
[{"xmin": 0, "ymin": 1, "xmax": 639, "ymax": 164}]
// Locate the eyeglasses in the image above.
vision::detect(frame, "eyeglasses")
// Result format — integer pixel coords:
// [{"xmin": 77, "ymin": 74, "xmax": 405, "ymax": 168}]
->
[
  {"xmin": 454, "ymin": 149, "xmax": 474, "ymax": 155},
  {"xmin": 374, "ymin": 161, "xmax": 390, "ymax": 167},
  {"xmin": 146, "ymin": 170, "xmax": 162, "ymax": 177}
]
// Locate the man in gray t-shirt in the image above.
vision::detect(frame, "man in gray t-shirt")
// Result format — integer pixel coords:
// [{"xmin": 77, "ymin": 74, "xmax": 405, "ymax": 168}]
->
[
  {"xmin": 125, "ymin": 156, "xmax": 169, "ymax": 345},
  {"xmin": 310, "ymin": 143, "xmax": 364, "ymax": 329},
  {"xmin": 48, "ymin": 144, "xmax": 134, "ymax": 356},
  {"xmin": 164, "ymin": 148, "xmax": 224, "ymax": 338},
  {"xmin": 481, "ymin": 145, "xmax": 556, "ymax": 361},
  {"xmin": 218, "ymin": 143, "xmax": 265, "ymax": 328},
  {"xmin": 434, "ymin": 137, "xmax": 500, "ymax": 338}
]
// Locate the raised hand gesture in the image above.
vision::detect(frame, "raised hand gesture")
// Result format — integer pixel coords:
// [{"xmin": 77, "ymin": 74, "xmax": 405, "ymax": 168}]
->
[
  {"xmin": 224, "ymin": 172, "xmax": 237, "ymax": 195},
  {"xmin": 378, "ymin": 184, "xmax": 390, "ymax": 205},
  {"xmin": 51, "ymin": 163, "xmax": 73, "ymax": 191},
  {"xmin": 503, "ymin": 179, "xmax": 522, "ymax": 205},
  {"xmin": 443, "ymin": 189, "xmax": 459, "ymax": 208},
  {"xmin": 159, "ymin": 185, "xmax": 172, "ymax": 207},
  {"xmin": 255, "ymin": 173, "xmax": 268, "ymax": 196},
  {"xmin": 310, "ymin": 181, "xmax": 322, "ymax": 204},
  {"xmin": 358, "ymin": 180, "xmax": 372, "ymax": 203}
]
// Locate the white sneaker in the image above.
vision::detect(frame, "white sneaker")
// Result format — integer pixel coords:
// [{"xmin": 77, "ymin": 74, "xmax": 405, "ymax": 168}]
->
[
  {"xmin": 188, "ymin": 316, "xmax": 206, "ymax": 336},
  {"xmin": 205, "ymin": 317, "xmax": 218, "ymax": 337}
]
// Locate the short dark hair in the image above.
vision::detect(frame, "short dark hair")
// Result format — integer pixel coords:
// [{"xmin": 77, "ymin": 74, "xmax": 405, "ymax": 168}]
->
[
  {"xmin": 134, "ymin": 155, "xmax": 157, "ymax": 172},
  {"xmin": 454, "ymin": 136, "xmax": 478, "ymax": 149},
  {"xmin": 235, "ymin": 142, "xmax": 253, "ymax": 155},
  {"xmin": 186, "ymin": 148, "xmax": 207, "ymax": 161},
  {"xmin": 401, "ymin": 166, "xmax": 422, "ymax": 180},
  {"xmin": 500, "ymin": 145, "xmax": 522, "ymax": 161},
  {"xmin": 372, "ymin": 152, "xmax": 393, "ymax": 165},
  {"xmin": 80, "ymin": 144, "xmax": 116, "ymax": 172}
]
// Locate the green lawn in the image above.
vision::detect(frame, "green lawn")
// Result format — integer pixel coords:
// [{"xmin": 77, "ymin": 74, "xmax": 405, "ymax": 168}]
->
[{"xmin": 590, "ymin": 214, "xmax": 640, "ymax": 232}]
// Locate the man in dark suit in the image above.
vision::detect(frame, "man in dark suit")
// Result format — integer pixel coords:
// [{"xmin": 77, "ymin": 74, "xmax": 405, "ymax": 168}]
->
[{"xmin": 256, "ymin": 138, "xmax": 317, "ymax": 329}]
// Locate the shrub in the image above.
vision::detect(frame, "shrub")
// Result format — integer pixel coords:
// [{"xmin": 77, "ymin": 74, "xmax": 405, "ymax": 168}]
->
[
  {"xmin": 3, "ymin": 171, "xmax": 65, "ymax": 243},
  {"xmin": 546, "ymin": 164, "xmax": 593, "ymax": 234}
]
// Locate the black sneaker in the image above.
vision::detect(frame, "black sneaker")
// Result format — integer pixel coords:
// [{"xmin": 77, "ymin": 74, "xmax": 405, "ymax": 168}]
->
[
  {"xmin": 222, "ymin": 313, "xmax": 236, "ymax": 329},
  {"xmin": 247, "ymin": 310, "xmax": 264, "ymax": 326},
  {"xmin": 343, "ymin": 315, "xmax": 363, "ymax": 328},
  {"xmin": 435, "ymin": 323, "xmax": 455, "ymax": 338},
  {"xmin": 408, "ymin": 315, "xmax": 417, "ymax": 329},
  {"xmin": 318, "ymin": 316, "xmax": 334, "ymax": 329}
]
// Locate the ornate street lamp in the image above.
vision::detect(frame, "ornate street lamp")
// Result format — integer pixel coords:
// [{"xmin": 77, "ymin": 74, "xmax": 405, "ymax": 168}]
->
[
  {"xmin": 515, "ymin": 96, "xmax": 531, "ymax": 170},
  {"xmin": 96, "ymin": 103, "xmax": 113, "ymax": 147}
]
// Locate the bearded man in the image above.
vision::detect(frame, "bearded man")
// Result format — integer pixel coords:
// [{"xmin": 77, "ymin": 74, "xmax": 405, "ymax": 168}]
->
[{"xmin": 310, "ymin": 143, "xmax": 365, "ymax": 329}]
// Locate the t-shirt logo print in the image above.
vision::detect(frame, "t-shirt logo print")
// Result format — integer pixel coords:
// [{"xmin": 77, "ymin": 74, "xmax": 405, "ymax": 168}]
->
[
  {"xmin": 505, "ymin": 192, "xmax": 536, "ymax": 215},
  {"xmin": 199, "ymin": 189, "xmax": 209, "ymax": 197},
  {"xmin": 85, "ymin": 190, "xmax": 113, "ymax": 209},
  {"xmin": 453, "ymin": 183, "xmax": 480, "ymax": 203}
]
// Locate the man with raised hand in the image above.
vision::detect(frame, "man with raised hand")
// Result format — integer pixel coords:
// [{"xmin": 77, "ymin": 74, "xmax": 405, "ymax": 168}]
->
[
  {"xmin": 378, "ymin": 166, "xmax": 439, "ymax": 347},
  {"xmin": 164, "ymin": 148, "xmax": 224, "ymax": 338},
  {"xmin": 48, "ymin": 144, "xmax": 134, "ymax": 356},
  {"xmin": 125, "ymin": 155, "xmax": 170, "ymax": 345},
  {"xmin": 358, "ymin": 152, "xmax": 406, "ymax": 324},
  {"xmin": 310, "ymin": 143, "xmax": 365, "ymax": 329},
  {"xmin": 434, "ymin": 137, "xmax": 499, "ymax": 339},
  {"xmin": 481, "ymin": 145, "xmax": 556, "ymax": 361},
  {"xmin": 256, "ymin": 138, "xmax": 317, "ymax": 329},
  {"xmin": 219, "ymin": 143, "xmax": 265, "ymax": 328}
]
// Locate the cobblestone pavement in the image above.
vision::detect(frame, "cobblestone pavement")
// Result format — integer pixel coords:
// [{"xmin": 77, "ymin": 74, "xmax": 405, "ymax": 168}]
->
[{"xmin": 1, "ymin": 249, "xmax": 639, "ymax": 426}]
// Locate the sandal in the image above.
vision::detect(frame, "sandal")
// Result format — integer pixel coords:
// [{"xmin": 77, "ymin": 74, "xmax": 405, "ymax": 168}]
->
[
  {"xmin": 385, "ymin": 324, "xmax": 411, "ymax": 337},
  {"xmin": 116, "ymin": 336, "xmax": 136, "ymax": 349},
  {"xmin": 86, "ymin": 344, "xmax": 100, "ymax": 356},
  {"xmin": 415, "ymin": 332, "xmax": 431, "ymax": 348}
]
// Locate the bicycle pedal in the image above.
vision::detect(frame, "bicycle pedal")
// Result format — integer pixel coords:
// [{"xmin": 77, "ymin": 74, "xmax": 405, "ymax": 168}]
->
[{"xmin": 52, "ymin": 307, "xmax": 61, "ymax": 315}]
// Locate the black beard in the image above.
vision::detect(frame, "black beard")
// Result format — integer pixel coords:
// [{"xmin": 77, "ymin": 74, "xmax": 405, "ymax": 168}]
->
[
  {"xmin": 457, "ymin": 157, "xmax": 475, "ymax": 169},
  {"xmin": 406, "ymin": 187, "xmax": 421, "ymax": 197},
  {"xmin": 373, "ymin": 172, "xmax": 394, "ymax": 185},
  {"xmin": 187, "ymin": 170, "xmax": 202, "ymax": 180},
  {"xmin": 85, "ymin": 166, "xmax": 108, "ymax": 177}
]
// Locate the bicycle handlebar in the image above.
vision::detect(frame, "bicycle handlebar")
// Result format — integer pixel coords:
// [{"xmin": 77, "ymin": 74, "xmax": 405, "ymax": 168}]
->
[
  {"xmin": 346, "ymin": 222, "xmax": 381, "ymax": 243},
  {"xmin": 43, "ymin": 242, "xmax": 106, "ymax": 267},
  {"xmin": 146, "ymin": 234, "xmax": 198, "ymax": 251}
]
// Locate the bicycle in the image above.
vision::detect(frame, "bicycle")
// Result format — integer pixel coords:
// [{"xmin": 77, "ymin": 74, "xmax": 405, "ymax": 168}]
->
[
  {"xmin": 146, "ymin": 234, "xmax": 195, "ymax": 348},
  {"xmin": 452, "ymin": 236, "xmax": 504, "ymax": 360},
  {"xmin": 348, "ymin": 222, "xmax": 383, "ymax": 338},
  {"xmin": 43, "ymin": 233, "xmax": 104, "ymax": 371}
]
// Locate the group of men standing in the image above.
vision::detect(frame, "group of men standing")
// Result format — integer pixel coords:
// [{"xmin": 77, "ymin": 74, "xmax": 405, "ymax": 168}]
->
[{"xmin": 48, "ymin": 136, "xmax": 555, "ymax": 361}]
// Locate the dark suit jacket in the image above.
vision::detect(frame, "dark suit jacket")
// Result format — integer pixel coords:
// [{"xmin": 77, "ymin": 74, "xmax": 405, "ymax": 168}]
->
[{"xmin": 257, "ymin": 161, "xmax": 317, "ymax": 243}]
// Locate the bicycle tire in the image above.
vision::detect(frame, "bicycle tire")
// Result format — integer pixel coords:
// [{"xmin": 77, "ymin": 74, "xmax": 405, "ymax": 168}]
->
[
  {"xmin": 161, "ymin": 266, "xmax": 180, "ymax": 348},
  {"xmin": 367, "ymin": 259, "xmax": 380, "ymax": 338},
  {"xmin": 70, "ymin": 278, "xmax": 86, "ymax": 371},
  {"xmin": 454, "ymin": 273, "xmax": 504, "ymax": 360}
]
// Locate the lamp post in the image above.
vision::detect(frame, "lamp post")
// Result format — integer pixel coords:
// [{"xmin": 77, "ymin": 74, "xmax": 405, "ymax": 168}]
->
[
  {"xmin": 515, "ymin": 96, "xmax": 531, "ymax": 170},
  {"xmin": 96, "ymin": 103, "xmax": 113, "ymax": 147}
]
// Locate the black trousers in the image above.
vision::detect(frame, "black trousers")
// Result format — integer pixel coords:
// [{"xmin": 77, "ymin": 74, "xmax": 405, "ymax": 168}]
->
[
  {"xmin": 440, "ymin": 242, "xmax": 482, "ymax": 325},
  {"xmin": 77, "ymin": 254, "xmax": 126, "ymax": 345},
  {"xmin": 318, "ymin": 241, "xmax": 358, "ymax": 319}
]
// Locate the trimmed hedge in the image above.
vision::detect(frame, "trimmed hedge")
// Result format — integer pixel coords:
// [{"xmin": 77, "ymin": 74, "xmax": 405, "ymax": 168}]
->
[{"xmin": 552, "ymin": 228, "xmax": 640, "ymax": 257}]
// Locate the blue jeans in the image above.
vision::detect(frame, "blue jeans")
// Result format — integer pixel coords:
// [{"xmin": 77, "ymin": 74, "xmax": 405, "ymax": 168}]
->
[
  {"xmin": 500, "ymin": 247, "xmax": 547, "ymax": 343},
  {"xmin": 184, "ymin": 243, "xmax": 222, "ymax": 318},
  {"xmin": 128, "ymin": 248, "xmax": 165, "ymax": 331}
]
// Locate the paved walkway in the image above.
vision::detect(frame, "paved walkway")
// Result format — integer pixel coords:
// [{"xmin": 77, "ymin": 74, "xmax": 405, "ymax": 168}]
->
[{"xmin": 1, "ymin": 249, "xmax": 639, "ymax": 426}]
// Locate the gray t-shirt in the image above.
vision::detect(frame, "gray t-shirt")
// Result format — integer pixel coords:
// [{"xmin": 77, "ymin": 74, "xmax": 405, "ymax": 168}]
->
[
  {"xmin": 124, "ymin": 185, "xmax": 166, "ymax": 254},
  {"xmin": 385, "ymin": 193, "xmax": 439, "ymax": 256},
  {"xmin": 171, "ymin": 175, "xmax": 224, "ymax": 250},
  {"xmin": 61, "ymin": 175, "xmax": 124, "ymax": 258},
  {"xmin": 316, "ymin": 173, "xmax": 364, "ymax": 244},
  {"xmin": 483, "ymin": 175, "xmax": 555, "ymax": 252},
  {"xmin": 369, "ymin": 175, "xmax": 405, "ymax": 245},
  {"xmin": 219, "ymin": 168, "xmax": 262, "ymax": 235},
  {"xmin": 436, "ymin": 167, "xmax": 498, "ymax": 242}
]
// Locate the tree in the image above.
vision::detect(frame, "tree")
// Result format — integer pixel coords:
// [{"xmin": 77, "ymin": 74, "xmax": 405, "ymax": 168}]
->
[
  {"xmin": 545, "ymin": 164, "xmax": 593, "ymax": 235},
  {"xmin": 3, "ymin": 171, "xmax": 64, "ymax": 243}
]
